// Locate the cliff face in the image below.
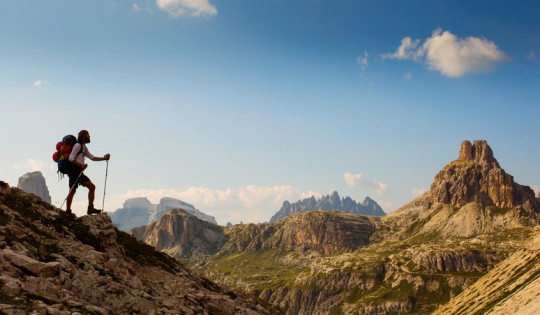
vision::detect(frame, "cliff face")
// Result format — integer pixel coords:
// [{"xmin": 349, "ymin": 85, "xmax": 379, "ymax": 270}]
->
[
  {"xmin": 0, "ymin": 182, "xmax": 276, "ymax": 314},
  {"xmin": 131, "ymin": 209, "xmax": 228, "ymax": 263},
  {"xmin": 223, "ymin": 211, "xmax": 378, "ymax": 256},
  {"xmin": 17, "ymin": 171, "xmax": 51, "ymax": 204},
  {"xmin": 431, "ymin": 140, "xmax": 539, "ymax": 213},
  {"xmin": 270, "ymin": 191, "xmax": 385, "ymax": 223}
]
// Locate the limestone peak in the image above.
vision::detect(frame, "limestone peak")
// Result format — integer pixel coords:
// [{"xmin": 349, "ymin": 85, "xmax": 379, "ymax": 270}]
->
[{"xmin": 458, "ymin": 140, "xmax": 499, "ymax": 166}]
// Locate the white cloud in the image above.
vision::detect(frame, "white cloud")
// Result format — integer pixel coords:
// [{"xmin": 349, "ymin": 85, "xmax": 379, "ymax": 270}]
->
[
  {"xmin": 383, "ymin": 37, "xmax": 422, "ymax": 60},
  {"xmin": 344, "ymin": 173, "xmax": 388, "ymax": 195},
  {"xmin": 412, "ymin": 187, "xmax": 427, "ymax": 197},
  {"xmin": 532, "ymin": 185, "xmax": 539, "ymax": 196},
  {"xmin": 33, "ymin": 80, "xmax": 50, "ymax": 87},
  {"xmin": 14, "ymin": 159, "xmax": 45, "ymax": 172},
  {"xmin": 156, "ymin": 0, "xmax": 217, "ymax": 17},
  {"xmin": 107, "ymin": 185, "xmax": 323, "ymax": 224},
  {"xmin": 526, "ymin": 51, "xmax": 536, "ymax": 60},
  {"xmin": 133, "ymin": 3, "xmax": 141, "ymax": 11},
  {"xmin": 383, "ymin": 29, "xmax": 509, "ymax": 77},
  {"xmin": 357, "ymin": 50, "xmax": 369, "ymax": 72},
  {"xmin": 376, "ymin": 200, "xmax": 394, "ymax": 212}
]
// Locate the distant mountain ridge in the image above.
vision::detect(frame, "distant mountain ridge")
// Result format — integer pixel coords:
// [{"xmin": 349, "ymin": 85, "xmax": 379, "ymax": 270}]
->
[
  {"xmin": 109, "ymin": 197, "xmax": 217, "ymax": 231},
  {"xmin": 270, "ymin": 191, "xmax": 385, "ymax": 222}
]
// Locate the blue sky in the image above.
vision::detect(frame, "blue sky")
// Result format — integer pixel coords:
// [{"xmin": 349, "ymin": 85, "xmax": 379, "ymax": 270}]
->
[{"xmin": 1, "ymin": 1, "xmax": 539, "ymax": 224}]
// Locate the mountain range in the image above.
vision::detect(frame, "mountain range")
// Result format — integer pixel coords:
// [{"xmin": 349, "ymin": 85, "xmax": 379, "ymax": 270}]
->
[
  {"xmin": 129, "ymin": 139, "xmax": 540, "ymax": 314},
  {"xmin": 109, "ymin": 197, "xmax": 217, "ymax": 231},
  {"xmin": 270, "ymin": 192, "xmax": 385, "ymax": 222},
  {"xmin": 3, "ymin": 139, "xmax": 540, "ymax": 314}
]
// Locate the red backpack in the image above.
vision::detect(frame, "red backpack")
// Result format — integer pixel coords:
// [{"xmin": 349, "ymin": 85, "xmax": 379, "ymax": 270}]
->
[{"xmin": 53, "ymin": 135, "xmax": 82, "ymax": 174}]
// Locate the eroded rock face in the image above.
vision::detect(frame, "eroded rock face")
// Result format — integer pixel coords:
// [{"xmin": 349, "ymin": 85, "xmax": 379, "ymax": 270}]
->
[
  {"xmin": 130, "ymin": 209, "xmax": 228, "ymax": 262},
  {"xmin": 222, "ymin": 211, "xmax": 378, "ymax": 256},
  {"xmin": 432, "ymin": 140, "xmax": 540, "ymax": 214},
  {"xmin": 457, "ymin": 140, "xmax": 499, "ymax": 166},
  {"xmin": 17, "ymin": 171, "xmax": 51, "ymax": 204}
]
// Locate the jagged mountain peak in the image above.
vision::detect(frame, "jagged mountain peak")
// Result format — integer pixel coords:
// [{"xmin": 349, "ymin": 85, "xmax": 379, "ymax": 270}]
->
[
  {"xmin": 270, "ymin": 191, "xmax": 385, "ymax": 222},
  {"xmin": 458, "ymin": 139, "xmax": 499, "ymax": 166},
  {"xmin": 431, "ymin": 139, "xmax": 539, "ymax": 211},
  {"xmin": 389, "ymin": 140, "xmax": 540, "ymax": 237}
]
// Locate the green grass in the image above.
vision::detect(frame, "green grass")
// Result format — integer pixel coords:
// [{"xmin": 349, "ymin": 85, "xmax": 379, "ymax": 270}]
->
[{"xmin": 203, "ymin": 248, "xmax": 307, "ymax": 291}]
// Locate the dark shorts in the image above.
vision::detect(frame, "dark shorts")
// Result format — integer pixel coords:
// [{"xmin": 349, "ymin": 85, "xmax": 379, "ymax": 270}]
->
[{"xmin": 67, "ymin": 166, "xmax": 91, "ymax": 189}]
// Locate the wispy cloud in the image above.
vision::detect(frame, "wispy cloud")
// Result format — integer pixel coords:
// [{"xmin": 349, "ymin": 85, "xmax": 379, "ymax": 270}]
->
[
  {"xmin": 376, "ymin": 200, "xmax": 394, "ymax": 212},
  {"xmin": 14, "ymin": 159, "xmax": 44, "ymax": 172},
  {"xmin": 156, "ymin": 0, "xmax": 217, "ymax": 18},
  {"xmin": 33, "ymin": 80, "xmax": 50, "ymax": 87},
  {"xmin": 357, "ymin": 50, "xmax": 369, "ymax": 72},
  {"xmin": 344, "ymin": 173, "xmax": 388, "ymax": 195},
  {"xmin": 526, "ymin": 51, "xmax": 536, "ymax": 60},
  {"xmin": 532, "ymin": 185, "xmax": 539, "ymax": 196},
  {"xmin": 133, "ymin": 2, "xmax": 154, "ymax": 13},
  {"xmin": 383, "ymin": 29, "xmax": 509, "ymax": 77},
  {"xmin": 412, "ymin": 187, "xmax": 427, "ymax": 197}
]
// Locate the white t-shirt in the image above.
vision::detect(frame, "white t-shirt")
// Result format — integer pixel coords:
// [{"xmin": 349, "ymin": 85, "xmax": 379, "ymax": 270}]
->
[{"xmin": 69, "ymin": 143, "xmax": 95, "ymax": 165}]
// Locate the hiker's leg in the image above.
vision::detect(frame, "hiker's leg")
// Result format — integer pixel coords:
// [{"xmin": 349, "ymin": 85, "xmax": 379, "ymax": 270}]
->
[
  {"xmin": 66, "ymin": 186, "xmax": 77, "ymax": 210},
  {"xmin": 83, "ymin": 181, "xmax": 96, "ymax": 207}
]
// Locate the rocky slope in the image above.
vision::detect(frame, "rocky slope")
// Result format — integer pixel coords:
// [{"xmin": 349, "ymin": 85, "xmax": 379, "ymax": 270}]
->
[
  {"xmin": 110, "ymin": 196, "xmax": 217, "ymax": 231},
  {"xmin": 17, "ymin": 171, "xmax": 51, "ymax": 204},
  {"xmin": 197, "ymin": 140, "xmax": 539, "ymax": 314},
  {"xmin": 433, "ymin": 230, "xmax": 540, "ymax": 315},
  {"xmin": 0, "ymin": 181, "xmax": 277, "ymax": 314},
  {"xmin": 270, "ymin": 191, "xmax": 385, "ymax": 222},
  {"xmin": 131, "ymin": 208, "xmax": 228, "ymax": 263}
]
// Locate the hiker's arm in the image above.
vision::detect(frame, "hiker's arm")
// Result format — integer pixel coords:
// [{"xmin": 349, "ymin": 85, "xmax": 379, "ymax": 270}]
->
[{"xmin": 91, "ymin": 154, "xmax": 110, "ymax": 162}]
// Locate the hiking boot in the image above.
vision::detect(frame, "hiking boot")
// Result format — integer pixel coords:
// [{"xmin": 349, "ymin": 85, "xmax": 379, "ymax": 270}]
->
[
  {"xmin": 65, "ymin": 209, "xmax": 76, "ymax": 219},
  {"xmin": 87, "ymin": 205, "xmax": 102, "ymax": 215}
]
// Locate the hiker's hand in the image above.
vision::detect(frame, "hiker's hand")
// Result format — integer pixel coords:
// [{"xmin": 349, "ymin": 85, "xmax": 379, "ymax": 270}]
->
[
  {"xmin": 104, "ymin": 154, "xmax": 110, "ymax": 160},
  {"xmin": 82, "ymin": 164, "xmax": 88, "ymax": 170}
]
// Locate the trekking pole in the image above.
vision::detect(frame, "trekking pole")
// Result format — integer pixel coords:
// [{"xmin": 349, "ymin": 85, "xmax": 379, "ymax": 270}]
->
[
  {"xmin": 60, "ymin": 170, "xmax": 84, "ymax": 210},
  {"xmin": 102, "ymin": 160, "xmax": 109, "ymax": 212}
]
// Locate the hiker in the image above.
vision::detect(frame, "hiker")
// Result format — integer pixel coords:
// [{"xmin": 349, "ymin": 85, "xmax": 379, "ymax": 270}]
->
[{"xmin": 65, "ymin": 130, "xmax": 110, "ymax": 216}]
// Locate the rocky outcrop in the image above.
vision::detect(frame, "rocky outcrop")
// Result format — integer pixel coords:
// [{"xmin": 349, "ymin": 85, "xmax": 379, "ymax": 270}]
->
[
  {"xmin": 412, "ymin": 249, "xmax": 500, "ymax": 273},
  {"xmin": 110, "ymin": 197, "xmax": 217, "ymax": 231},
  {"xmin": 0, "ymin": 182, "xmax": 277, "ymax": 314},
  {"xmin": 457, "ymin": 140, "xmax": 499, "ymax": 166},
  {"xmin": 17, "ymin": 171, "xmax": 51, "ymax": 204},
  {"xmin": 270, "ymin": 191, "xmax": 385, "ymax": 223},
  {"xmin": 131, "ymin": 209, "xmax": 228, "ymax": 263},
  {"xmin": 222, "ymin": 211, "xmax": 378, "ymax": 256},
  {"xmin": 431, "ymin": 140, "xmax": 539, "ymax": 218}
]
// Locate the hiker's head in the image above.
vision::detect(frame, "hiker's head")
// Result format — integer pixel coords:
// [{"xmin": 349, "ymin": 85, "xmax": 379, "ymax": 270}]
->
[{"xmin": 78, "ymin": 130, "xmax": 91, "ymax": 144}]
